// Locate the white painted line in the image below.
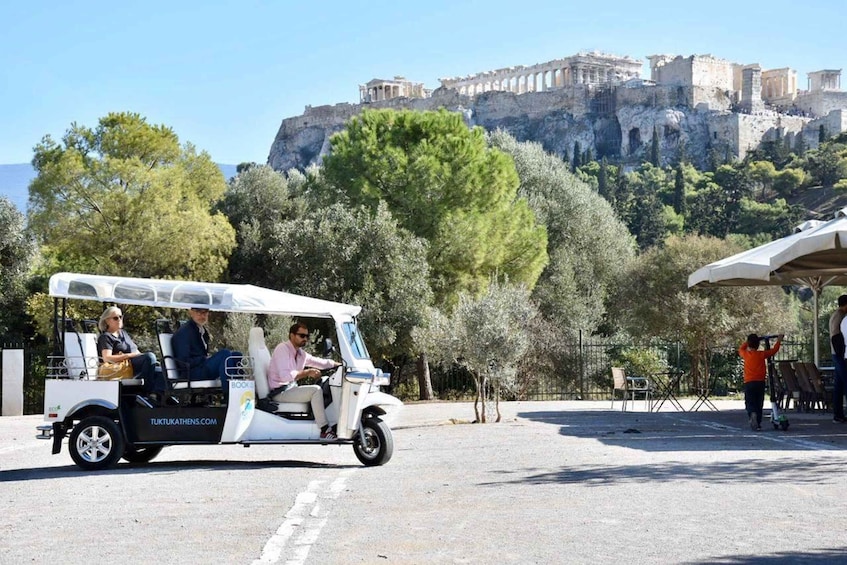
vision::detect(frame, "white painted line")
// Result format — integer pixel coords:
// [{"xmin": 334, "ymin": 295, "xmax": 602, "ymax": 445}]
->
[
  {"xmin": 253, "ymin": 470, "xmax": 356, "ymax": 565},
  {"xmin": 675, "ymin": 415, "xmax": 847, "ymax": 452}
]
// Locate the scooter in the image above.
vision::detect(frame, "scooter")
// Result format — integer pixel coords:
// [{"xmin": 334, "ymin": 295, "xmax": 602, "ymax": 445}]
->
[{"xmin": 762, "ymin": 334, "xmax": 790, "ymax": 431}]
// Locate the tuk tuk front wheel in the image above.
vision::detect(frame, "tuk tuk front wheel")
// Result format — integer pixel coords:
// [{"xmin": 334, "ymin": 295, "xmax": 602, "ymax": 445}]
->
[
  {"xmin": 69, "ymin": 416, "xmax": 125, "ymax": 471},
  {"xmin": 353, "ymin": 417, "xmax": 394, "ymax": 466}
]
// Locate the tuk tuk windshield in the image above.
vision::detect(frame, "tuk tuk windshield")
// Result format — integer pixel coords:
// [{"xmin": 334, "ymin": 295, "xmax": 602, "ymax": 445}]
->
[{"xmin": 342, "ymin": 321, "xmax": 370, "ymax": 360}]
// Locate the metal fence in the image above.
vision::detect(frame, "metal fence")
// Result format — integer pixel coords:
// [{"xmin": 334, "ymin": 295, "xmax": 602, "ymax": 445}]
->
[
  {"xmin": 6, "ymin": 338, "xmax": 815, "ymax": 412},
  {"xmin": 416, "ymin": 338, "xmax": 814, "ymax": 402}
]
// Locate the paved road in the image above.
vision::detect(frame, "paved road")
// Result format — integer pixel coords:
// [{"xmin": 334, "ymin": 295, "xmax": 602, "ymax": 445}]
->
[{"xmin": 2, "ymin": 401, "xmax": 847, "ymax": 564}]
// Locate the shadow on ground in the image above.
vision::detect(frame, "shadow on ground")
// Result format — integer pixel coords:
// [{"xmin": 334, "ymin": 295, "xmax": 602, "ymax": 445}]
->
[
  {"xmin": 517, "ymin": 409, "xmax": 847, "ymax": 452},
  {"xmin": 0, "ymin": 459, "xmax": 358, "ymax": 483},
  {"xmin": 481, "ymin": 455, "xmax": 842, "ymax": 487},
  {"xmin": 683, "ymin": 547, "xmax": 847, "ymax": 564}
]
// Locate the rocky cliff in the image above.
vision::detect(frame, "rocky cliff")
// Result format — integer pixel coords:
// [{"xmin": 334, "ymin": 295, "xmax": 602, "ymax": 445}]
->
[{"xmin": 267, "ymin": 84, "xmax": 810, "ymax": 172}]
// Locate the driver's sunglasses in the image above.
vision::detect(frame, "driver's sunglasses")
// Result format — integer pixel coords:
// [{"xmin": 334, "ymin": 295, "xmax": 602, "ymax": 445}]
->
[
  {"xmin": 111, "ymin": 315, "xmax": 123, "ymax": 320},
  {"xmin": 295, "ymin": 333, "xmax": 310, "ymax": 339}
]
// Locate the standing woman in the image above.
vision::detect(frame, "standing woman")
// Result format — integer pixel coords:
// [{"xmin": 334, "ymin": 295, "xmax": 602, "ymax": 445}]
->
[{"xmin": 97, "ymin": 306, "xmax": 166, "ymax": 405}]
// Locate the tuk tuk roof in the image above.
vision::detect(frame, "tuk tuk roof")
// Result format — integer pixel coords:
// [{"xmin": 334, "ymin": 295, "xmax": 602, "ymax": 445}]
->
[{"xmin": 48, "ymin": 272, "xmax": 361, "ymax": 318}]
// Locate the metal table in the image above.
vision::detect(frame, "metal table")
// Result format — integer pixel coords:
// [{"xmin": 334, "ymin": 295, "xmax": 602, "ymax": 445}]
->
[{"xmin": 650, "ymin": 369, "xmax": 686, "ymax": 412}]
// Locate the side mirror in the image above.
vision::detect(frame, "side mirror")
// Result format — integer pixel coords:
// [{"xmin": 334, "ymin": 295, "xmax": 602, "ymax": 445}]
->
[{"xmin": 321, "ymin": 338, "xmax": 334, "ymax": 358}]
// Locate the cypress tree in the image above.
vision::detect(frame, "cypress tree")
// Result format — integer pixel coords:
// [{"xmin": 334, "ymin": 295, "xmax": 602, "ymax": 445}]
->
[
  {"xmin": 794, "ymin": 132, "xmax": 806, "ymax": 155},
  {"xmin": 598, "ymin": 157, "xmax": 610, "ymax": 201},
  {"xmin": 650, "ymin": 126, "xmax": 661, "ymax": 166},
  {"xmin": 673, "ymin": 163, "xmax": 686, "ymax": 215},
  {"xmin": 572, "ymin": 141, "xmax": 581, "ymax": 172}
]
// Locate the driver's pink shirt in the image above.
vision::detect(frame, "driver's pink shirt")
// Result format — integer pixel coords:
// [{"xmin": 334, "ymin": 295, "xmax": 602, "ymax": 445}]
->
[{"xmin": 267, "ymin": 340, "xmax": 336, "ymax": 389}]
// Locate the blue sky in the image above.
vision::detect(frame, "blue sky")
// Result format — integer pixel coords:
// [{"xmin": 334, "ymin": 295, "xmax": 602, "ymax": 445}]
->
[{"xmin": 1, "ymin": 0, "xmax": 844, "ymax": 165}]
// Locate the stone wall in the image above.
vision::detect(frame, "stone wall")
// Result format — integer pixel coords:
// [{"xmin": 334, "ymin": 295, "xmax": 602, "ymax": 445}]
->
[{"xmin": 796, "ymin": 91, "xmax": 847, "ymax": 118}]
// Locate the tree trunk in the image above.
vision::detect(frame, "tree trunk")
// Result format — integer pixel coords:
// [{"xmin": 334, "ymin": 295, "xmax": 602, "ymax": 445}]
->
[{"xmin": 416, "ymin": 352, "xmax": 434, "ymax": 401}]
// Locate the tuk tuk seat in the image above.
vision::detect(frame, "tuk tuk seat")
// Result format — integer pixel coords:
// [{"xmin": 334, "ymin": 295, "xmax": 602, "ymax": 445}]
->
[{"xmin": 248, "ymin": 327, "xmax": 310, "ymax": 413}]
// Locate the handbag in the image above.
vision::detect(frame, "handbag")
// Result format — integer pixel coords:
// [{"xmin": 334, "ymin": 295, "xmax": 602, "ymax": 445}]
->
[{"xmin": 98, "ymin": 359, "xmax": 134, "ymax": 380}]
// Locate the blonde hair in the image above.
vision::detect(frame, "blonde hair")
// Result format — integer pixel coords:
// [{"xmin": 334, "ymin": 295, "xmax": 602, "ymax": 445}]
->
[{"xmin": 98, "ymin": 306, "xmax": 123, "ymax": 332}]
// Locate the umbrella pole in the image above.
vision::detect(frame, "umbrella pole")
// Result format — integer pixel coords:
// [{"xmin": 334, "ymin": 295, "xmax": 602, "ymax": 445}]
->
[{"xmin": 814, "ymin": 286, "xmax": 820, "ymax": 366}]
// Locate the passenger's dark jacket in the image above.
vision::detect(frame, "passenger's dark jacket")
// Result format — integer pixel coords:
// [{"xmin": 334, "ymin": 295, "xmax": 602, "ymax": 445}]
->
[{"xmin": 171, "ymin": 319, "xmax": 209, "ymax": 380}]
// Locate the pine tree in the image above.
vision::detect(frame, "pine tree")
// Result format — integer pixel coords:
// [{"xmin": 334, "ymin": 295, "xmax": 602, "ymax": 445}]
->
[
  {"xmin": 584, "ymin": 147, "xmax": 594, "ymax": 164},
  {"xmin": 819, "ymin": 124, "xmax": 828, "ymax": 143}
]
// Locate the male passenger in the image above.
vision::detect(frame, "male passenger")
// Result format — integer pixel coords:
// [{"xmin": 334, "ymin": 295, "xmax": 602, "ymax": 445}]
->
[{"xmin": 171, "ymin": 307, "xmax": 242, "ymax": 403}]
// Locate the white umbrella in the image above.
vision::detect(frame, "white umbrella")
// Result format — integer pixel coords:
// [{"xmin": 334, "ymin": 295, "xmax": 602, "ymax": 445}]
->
[{"xmin": 689, "ymin": 208, "xmax": 847, "ymax": 364}]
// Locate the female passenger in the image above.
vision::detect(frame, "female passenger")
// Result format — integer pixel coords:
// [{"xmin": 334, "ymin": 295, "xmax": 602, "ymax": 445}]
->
[{"xmin": 97, "ymin": 306, "xmax": 166, "ymax": 406}]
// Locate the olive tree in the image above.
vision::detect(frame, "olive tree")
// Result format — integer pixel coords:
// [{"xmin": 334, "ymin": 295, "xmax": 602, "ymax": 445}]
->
[
  {"xmin": 415, "ymin": 279, "xmax": 538, "ymax": 423},
  {"xmin": 0, "ymin": 197, "xmax": 36, "ymax": 336}
]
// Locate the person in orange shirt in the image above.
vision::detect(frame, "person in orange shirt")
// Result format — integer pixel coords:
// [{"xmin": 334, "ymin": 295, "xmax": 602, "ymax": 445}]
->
[{"xmin": 738, "ymin": 333, "xmax": 782, "ymax": 431}]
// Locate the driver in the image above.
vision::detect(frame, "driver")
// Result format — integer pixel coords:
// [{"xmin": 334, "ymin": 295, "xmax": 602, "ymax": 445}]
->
[{"xmin": 268, "ymin": 323, "xmax": 341, "ymax": 439}]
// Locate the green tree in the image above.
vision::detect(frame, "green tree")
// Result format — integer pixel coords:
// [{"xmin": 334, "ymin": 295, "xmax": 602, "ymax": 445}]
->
[
  {"xmin": 321, "ymin": 108, "xmax": 547, "ymax": 304},
  {"xmin": 712, "ymin": 164, "xmax": 753, "ymax": 236},
  {"xmin": 598, "ymin": 157, "xmax": 612, "ymax": 202},
  {"xmin": 794, "ymin": 133, "xmax": 806, "ymax": 156},
  {"xmin": 773, "ymin": 168, "xmax": 806, "ymax": 196},
  {"xmin": 624, "ymin": 164, "xmax": 668, "ymax": 249},
  {"xmin": 270, "ymin": 202, "xmax": 433, "ymax": 362},
  {"xmin": 218, "ymin": 167, "xmax": 432, "ymax": 365},
  {"xmin": 28, "ymin": 112, "xmax": 235, "ymax": 280},
  {"xmin": 0, "ymin": 197, "xmax": 36, "ymax": 336},
  {"xmin": 572, "ymin": 141, "xmax": 582, "ymax": 172},
  {"xmin": 415, "ymin": 279, "xmax": 538, "ymax": 423},
  {"xmin": 804, "ymin": 142, "xmax": 847, "ymax": 186},
  {"xmin": 489, "ymin": 132, "xmax": 635, "ymax": 338},
  {"xmin": 217, "ymin": 165, "xmax": 304, "ymax": 285},
  {"xmin": 747, "ymin": 160, "xmax": 776, "ymax": 201},
  {"xmin": 612, "ymin": 234, "xmax": 797, "ymax": 388}
]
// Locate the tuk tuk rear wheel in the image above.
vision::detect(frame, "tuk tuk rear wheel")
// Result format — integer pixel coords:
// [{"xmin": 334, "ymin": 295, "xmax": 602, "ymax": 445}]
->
[
  {"xmin": 69, "ymin": 416, "xmax": 125, "ymax": 471},
  {"xmin": 353, "ymin": 417, "xmax": 393, "ymax": 466}
]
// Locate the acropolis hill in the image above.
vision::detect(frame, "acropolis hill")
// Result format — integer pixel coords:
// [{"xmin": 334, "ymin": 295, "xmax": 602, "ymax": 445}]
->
[{"xmin": 267, "ymin": 51, "xmax": 847, "ymax": 172}]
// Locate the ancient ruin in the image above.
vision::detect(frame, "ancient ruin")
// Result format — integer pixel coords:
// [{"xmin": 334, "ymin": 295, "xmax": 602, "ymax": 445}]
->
[
  {"xmin": 269, "ymin": 51, "xmax": 847, "ymax": 173},
  {"xmin": 438, "ymin": 51, "xmax": 642, "ymax": 95},
  {"xmin": 358, "ymin": 76, "xmax": 431, "ymax": 103}
]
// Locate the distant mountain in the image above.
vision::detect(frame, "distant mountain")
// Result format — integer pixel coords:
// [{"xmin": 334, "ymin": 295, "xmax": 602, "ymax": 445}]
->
[
  {"xmin": 0, "ymin": 163, "xmax": 240, "ymax": 213},
  {"xmin": 0, "ymin": 164, "xmax": 35, "ymax": 212}
]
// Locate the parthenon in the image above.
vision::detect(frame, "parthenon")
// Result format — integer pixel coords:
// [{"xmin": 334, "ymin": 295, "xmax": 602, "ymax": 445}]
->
[{"xmin": 438, "ymin": 51, "xmax": 643, "ymax": 96}]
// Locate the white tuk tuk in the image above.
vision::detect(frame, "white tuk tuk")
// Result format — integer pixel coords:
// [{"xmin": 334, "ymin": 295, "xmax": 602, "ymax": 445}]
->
[{"xmin": 36, "ymin": 272, "xmax": 402, "ymax": 470}]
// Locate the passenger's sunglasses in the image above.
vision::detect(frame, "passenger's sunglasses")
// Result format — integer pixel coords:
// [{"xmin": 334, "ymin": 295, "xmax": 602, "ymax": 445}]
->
[
  {"xmin": 111, "ymin": 315, "xmax": 123, "ymax": 320},
  {"xmin": 295, "ymin": 333, "xmax": 310, "ymax": 339}
]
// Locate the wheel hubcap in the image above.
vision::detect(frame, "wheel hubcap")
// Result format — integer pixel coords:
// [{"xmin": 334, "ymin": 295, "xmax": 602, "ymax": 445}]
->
[
  {"xmin": 76, "ymin": 425, "xmax": 112, "ymax": 463},
  {"xmin": 359, "ymin": 428, "xmax": 379, "ymax": 457}
]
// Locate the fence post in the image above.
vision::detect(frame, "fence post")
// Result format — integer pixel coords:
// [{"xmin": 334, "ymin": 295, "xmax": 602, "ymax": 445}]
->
[
  {"xmin": 579, "ymin": 330, "xmax": 584, "ymax": 400},
  {"xmin": 2, "ymin": 348, "xmax": 24, "ymax": 416}
]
